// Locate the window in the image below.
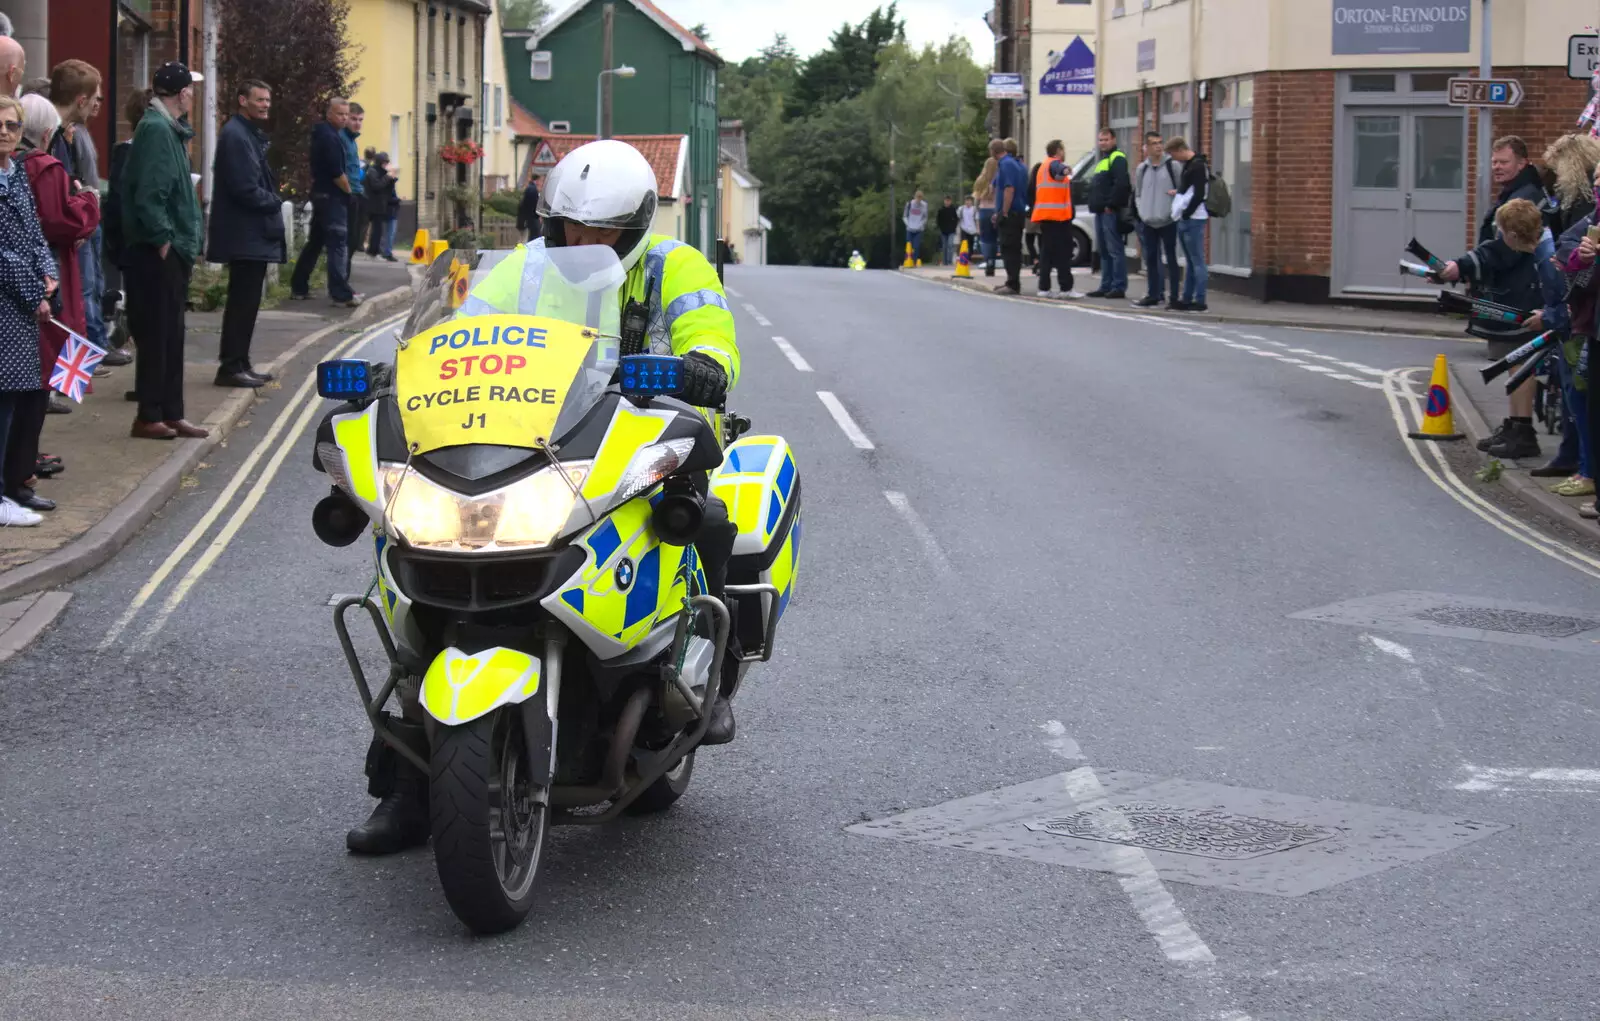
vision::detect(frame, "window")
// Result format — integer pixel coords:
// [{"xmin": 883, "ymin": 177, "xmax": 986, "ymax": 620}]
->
[
  {"xmin": 1159, "ymin": 84, "xmax": 1190, "ymax": 143},
  {"xmin": 1212, "ymin": 75, "xmax": 1254, "ymax": 270},
  {"xmin": 427, "ymin": 8, "xmax": 436, "ymax": 76},
  {"xmin": 531, "ymin": 51, "xmax": 552, "ymax": 81},
  {"xmin": 705, "ymin": 69, "xmax": 716, "ymax": 106},
  {"xmin": 1107, "ymin": 92, "xmax": 1140, "ymax": 161},
  {"xmin": 443, "ymin": 13, "xmax": 450, "ymax": 76},
  {"xmin": 457, "ymin": 16, "xmax": 466, "ymax": 81},
  {"xmin": 549, "ymin": 120, "xmax": 571, "ymax": 133},
  {"xmin": 1350, "ymin": 73, "xmax": 1395, "ymax": 93},
  {"xmin": 390, "ymin": 115, "xmax": 401, "ymax": 164},
  {"xmin": 494, "ymin": 85, "xmax": 504, "ymax": 128},
  {"xmin": 1411, "ymin": 73, "xmax": 1452, "ymax": 93}
]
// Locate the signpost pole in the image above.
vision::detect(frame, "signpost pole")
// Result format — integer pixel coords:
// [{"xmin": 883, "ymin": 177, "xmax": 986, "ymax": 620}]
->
[{"xmin": 1477, "ymin": 0, "xmax": 1492, "ymax": 230}]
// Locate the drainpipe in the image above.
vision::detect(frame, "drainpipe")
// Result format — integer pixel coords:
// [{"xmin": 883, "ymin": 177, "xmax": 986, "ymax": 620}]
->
[
  {"xmin": 200, "ymin": 0, "xmax": 218, "ymax": 214},
  {"xmin": 1475, "ymin": 0, "xmax": 1491, "ymax": 230}
]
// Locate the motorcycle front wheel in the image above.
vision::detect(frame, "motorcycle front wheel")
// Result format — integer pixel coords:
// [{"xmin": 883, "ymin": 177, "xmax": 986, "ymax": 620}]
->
[{"xmin": 430, "ymin": 707, "xmax": 549, "ymax": 935}]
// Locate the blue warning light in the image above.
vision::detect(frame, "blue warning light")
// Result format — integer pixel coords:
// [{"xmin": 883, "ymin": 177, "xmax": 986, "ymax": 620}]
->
[
  {"xmin": 318, "ymin": 359, "xmax": 372, "ymax": 401},
  {"xmin": 619, "ymin": 354, "xmax": 685, "ymax": 398}
]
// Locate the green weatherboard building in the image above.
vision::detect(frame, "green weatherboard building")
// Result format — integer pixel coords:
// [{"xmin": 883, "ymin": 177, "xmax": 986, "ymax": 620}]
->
[{"xmin": 505, "ymin": 0, "xmax": 722, "ymax": 254}]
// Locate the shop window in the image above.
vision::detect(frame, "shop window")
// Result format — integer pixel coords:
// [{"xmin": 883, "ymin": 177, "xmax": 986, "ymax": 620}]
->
[
  {"xmin": 1107, "ymin": 92, "xmax": 1140, "ymax": 160},
  {"xmin": 1213, "ymin": 76, "xmax": 1254, "ymax": 270},
  {"xmin": 1411, "ymin": 73, "xmax": 1452, "ymax": 93},
  {"xmin": 1351, "ymin": 74, "xmax": 1396, "ymax": 93}
]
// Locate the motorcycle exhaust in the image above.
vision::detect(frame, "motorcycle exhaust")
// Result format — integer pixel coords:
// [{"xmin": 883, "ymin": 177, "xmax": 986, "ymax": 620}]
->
[
  {"xmin": 1481, "ymin": 330, "xmax": 1555, "ymax": 384},
  {"xmin": 313, "ymin": 488, "xmax": 369, "ymax": 547}
]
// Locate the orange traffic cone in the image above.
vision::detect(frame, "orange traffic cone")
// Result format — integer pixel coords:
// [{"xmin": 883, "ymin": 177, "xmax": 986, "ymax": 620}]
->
[
  {"xmin": 1409, "ymin": 354, "xmax": 1465, "ymax": 441},
  {"xmin": 955, "ymin": 239, "xmax": 971, "ymax": 278}
]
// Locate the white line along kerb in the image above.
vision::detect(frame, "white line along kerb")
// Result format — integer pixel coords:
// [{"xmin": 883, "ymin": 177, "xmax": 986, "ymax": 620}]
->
[
  {"xmin": 770, "ymin": 336, "xmax": 813, "ymax": 372},
  {"xmin": 816, "ymin": 391, "xmax": 874, "ymax": 450}
]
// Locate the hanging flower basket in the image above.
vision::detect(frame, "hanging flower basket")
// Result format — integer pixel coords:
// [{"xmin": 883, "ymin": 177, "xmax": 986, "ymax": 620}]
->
[{"xmin": 438, "ymin": 140, "xmax": 484, "ymax": 165}]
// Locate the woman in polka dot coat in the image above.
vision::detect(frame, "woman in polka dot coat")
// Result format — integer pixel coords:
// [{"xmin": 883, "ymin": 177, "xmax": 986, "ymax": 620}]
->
[{"xmin": 0, "ymin": 94, "xmax": 58, "ymax": 526}]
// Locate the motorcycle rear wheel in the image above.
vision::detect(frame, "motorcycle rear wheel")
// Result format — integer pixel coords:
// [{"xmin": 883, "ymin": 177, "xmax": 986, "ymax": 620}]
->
[
  {"xmin": 624, "ymin": 750, "xmax": 695, "ymax": 815},
  {"xmin": 430, "ymin": 708, "xmax": 549, "ymax": 935}
]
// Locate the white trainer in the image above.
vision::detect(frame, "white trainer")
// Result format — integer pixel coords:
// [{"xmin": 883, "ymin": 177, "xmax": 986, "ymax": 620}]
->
[
  {"xmin": 0, "ymin": 497, "xmax": 41, "ymax": 527},
  {"xmin": 1062, "ymin": 290, "xmax": 1086, "ymax": 299}
]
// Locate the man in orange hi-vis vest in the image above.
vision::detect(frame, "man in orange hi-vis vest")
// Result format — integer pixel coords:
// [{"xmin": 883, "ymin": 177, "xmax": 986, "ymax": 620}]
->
[{"xmin": 1031, "ymin": 139, "xmax": 1081, "ymax": 299}]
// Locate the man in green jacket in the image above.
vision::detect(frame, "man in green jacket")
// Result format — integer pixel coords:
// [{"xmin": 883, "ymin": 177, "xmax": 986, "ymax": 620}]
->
[{"xmin": 122, "ymin": 61, "xmax": 207, "ymax": 440}]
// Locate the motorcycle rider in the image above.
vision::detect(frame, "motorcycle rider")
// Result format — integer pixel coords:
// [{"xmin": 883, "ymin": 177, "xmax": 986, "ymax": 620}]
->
[{"xmin": 347, "ymin": 139, "xmax": 742, "ymax": 856}]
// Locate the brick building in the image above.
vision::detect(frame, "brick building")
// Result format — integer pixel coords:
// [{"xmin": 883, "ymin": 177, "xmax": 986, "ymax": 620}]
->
[{"xmin": 1095, "ymin": 0, "xmax": 1591, "ymax": 304}]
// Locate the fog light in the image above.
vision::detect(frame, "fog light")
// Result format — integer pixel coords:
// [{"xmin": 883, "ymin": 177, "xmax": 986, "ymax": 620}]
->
[
  {"xmin": 313, "ymin": 489, "xmax": 369, "ymax": 547},
  {"xmin": 651, "ymin": 479, "xmax": 704, "ymax": 546}
]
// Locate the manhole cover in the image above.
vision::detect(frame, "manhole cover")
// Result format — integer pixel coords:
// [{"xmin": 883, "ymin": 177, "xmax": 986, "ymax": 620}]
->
[
  {"xmin": 1026, "ymin": 802, "xmax": 1337, "ymax": 860},
  {"xmin": 1411, "ymin": 606, "xmax": 1600, "ymax": 639}
]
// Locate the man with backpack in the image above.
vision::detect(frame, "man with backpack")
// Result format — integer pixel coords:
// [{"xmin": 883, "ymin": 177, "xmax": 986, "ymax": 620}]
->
[
  {"xmin": 1167, "ymin": 138, "xmax": 1213, "ymax": 311},
  {"xmin": 1133, "ymin": 131, "xmax": 1181, "ymax": 309}
]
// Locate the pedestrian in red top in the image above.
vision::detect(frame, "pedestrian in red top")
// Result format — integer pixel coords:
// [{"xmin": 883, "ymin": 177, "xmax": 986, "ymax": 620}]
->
[{"xmin": 7, "ymin": 93, "xmax": 97, "ymax": 513}]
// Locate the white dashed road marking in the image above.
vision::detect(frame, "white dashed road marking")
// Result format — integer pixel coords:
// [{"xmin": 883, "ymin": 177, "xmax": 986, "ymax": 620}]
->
[
  {"xmin": 770, "ymin": 336, "xmax": 812, "ymax": 372},
  {"xmin": 816, "ymin": 391, "xmax": 875, "ymax": 450},
  {"xmin": 884, "ymin": 491, "xmax": 951, "ymax": 574},
  {"xmin": 742, "ymin": 303, "xmax": 772, "ymax": 327}
]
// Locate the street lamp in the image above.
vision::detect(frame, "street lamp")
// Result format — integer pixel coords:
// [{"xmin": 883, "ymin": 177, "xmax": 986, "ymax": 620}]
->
[{"xmin": 597, "ymin": 65, "xmax": 637, "ymax": 140}]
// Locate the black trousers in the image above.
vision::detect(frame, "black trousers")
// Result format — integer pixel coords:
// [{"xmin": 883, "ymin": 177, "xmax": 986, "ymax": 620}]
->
[
  {"xmin": 3, "ymin": 388, "xmax": 48, "ymax": 497},
  {"xmin": 219, "ymin": 260, "xmax": 268, "ymax": 375},
  {"xmin": 347, "ymin": 195, "xmax": 362, "ymax": 278},
  {"xmin": 1038, "ymin": 221, "xmax": 1075, "ymax": 293},
  {"xmin": 998, "ymin": 212, "xmax": 1025, "ymax": 291},
  {"xmin": 126, "ymin": 245, "xmax": 190, "ymax": 423}
]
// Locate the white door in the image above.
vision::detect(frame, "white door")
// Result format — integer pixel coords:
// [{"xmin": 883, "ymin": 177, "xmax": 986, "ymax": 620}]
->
[{"xmin": 1340, "ymin": 107, "xmax": 1465, "ymax": 294}]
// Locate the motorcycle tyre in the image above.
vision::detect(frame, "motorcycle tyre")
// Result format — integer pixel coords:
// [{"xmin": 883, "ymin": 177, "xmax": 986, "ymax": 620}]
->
[{"xmin": 430, "ymin": 708, "xmax": 549, "ymax": 935}]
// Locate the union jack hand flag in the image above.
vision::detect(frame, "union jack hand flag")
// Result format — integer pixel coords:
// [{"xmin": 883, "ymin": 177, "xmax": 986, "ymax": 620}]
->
[{"xmin": 48, "ymin": 320, "xmax": 107, "ymax": 404}]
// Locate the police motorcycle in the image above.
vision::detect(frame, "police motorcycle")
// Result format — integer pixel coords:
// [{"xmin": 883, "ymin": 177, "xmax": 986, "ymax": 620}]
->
[{"xmin": 309, "ymin": 244, "xmax": 802, "ymax": 934}]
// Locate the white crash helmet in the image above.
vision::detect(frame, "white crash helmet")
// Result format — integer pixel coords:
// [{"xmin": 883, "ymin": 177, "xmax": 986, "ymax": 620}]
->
[{"xmin": 538, "ymin": 139, "xmax": 659, "ymax": 270}]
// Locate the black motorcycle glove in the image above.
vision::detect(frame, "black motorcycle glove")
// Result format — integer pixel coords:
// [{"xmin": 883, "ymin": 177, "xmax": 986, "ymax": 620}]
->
[{"xmin": 680, "ymin": 351, "xmax": 729, "ymax": 407}]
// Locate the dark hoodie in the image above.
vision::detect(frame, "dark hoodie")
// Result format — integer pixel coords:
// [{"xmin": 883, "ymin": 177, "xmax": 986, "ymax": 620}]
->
[{"xmin": 1479, "ymin": 163, "xmax": 1546, "ymax": 243}]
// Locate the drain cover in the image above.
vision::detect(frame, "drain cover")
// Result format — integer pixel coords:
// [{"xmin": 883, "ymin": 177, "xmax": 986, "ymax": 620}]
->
[
  {"xmin": 1026, "ymin": 802, "xmax": 1336, "ymax": 860},
  {"xmin": 1411, "ymin": 606, "xmax": 1599, "ymax": 639}
]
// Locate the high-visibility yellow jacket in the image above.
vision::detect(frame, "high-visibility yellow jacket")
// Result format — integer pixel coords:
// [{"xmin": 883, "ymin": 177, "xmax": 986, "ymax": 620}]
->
[{"xmin": 460, "ymin": 235, "xmax": 741, "ymax": 389}]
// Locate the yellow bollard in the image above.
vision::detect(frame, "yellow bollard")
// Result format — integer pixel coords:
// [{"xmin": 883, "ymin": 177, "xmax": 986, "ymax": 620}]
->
[
  {"xmin": 955, "ymin": 239, "xmax": 972, "ymax": 278},
  {"xmin": 1408, "ymin": 354, "xmax": 1465, "ymax": 442},
  {"xmin": 902, "ymin": 242, "xmax": 915, "ymax": 269},
  {"xmin": 428, "ymin": 239, "xmax": 451, "ymax": 263},
  {"xmin": 410, "ymin": 229, "xmax": 431, "ymax": 264}
]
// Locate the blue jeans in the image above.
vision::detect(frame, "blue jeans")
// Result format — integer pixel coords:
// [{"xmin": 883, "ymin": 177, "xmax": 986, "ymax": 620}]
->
[
  {"xmin": 80, "ymin": 227, "xmax": 106, "ymax": 349},
  {"xmin": 289, "ymin": 193, "xmax": 353, "ymax": 302},
  {"xmin": 1555, "ymin": 342, "xmax": 1590, "ymax": 477},
  {"xmin": 1095, "ymin": 211, "xmax": 1128, "ymax": 292},
  {"xmin": 1177, "ymin": 219, "xmax": 1208, "ymax": 304},
  {"xmin": 382, "ymin": 217, "xmax": 398, "ymax": 257},
  {"xmin": 1139, "ymin": 221, "xmax": 1179, "ymax": 302},
  {"xmin": 979, "ymin": 209, "xmax": 997, "ymax": 266},
  {"xmin": 906, "ymin": 229, "xmax": 923, "ymax": 261},
  {"xmin": 940, "ymin": 232, "xmax": 956, "ymax": 265}
]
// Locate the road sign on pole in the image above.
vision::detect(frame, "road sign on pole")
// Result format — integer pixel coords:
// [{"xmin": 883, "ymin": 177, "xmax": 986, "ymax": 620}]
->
[{"xmin": 1447, "ymin": 77, "xmax": 1524, "ymax": 108}]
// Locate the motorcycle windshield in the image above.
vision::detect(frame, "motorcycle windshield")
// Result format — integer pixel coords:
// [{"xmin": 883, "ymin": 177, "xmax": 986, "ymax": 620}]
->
[{"xmin": 394, "ymin": 243, "xmax": 624, "ymax": 464}]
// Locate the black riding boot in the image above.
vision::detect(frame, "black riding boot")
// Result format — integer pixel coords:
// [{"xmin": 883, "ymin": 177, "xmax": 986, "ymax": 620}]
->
[
  {"xmin": 347, "ymin": 715, "xmax": 431, "ymax": 855},
  {"xmin": 698, "ymin": 495, "xmax": 739, "ymax": 745}
]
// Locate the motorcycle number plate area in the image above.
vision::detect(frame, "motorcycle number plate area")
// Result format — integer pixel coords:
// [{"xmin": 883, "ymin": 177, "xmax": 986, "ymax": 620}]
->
[{"xmin": 421, "ymin": 647, "xmax": 542, "ymax": 725}]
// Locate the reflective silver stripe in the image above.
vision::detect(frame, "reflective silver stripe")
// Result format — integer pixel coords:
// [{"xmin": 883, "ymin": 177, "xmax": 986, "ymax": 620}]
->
[
  {"xmin": 663, "ymin": 288, "xmax": 729, "ymax": 326},
  {"xmin": 1034, "ymin": 202, "xmax": 1072, "ymax": 210},
  {"xmin": 642, "ymin": 238, "xmax": 686, "ymax": 344},
  {"xmin": 516, "ymin": 249, "xmax": 545, "ymax": 312},
  {"xmin": 643, "ymin": 238, "xmax": 686, "ymax": 288},
  {"xmin": 457, "ymin": 295, "xmax": 502, "ymax": 317}
]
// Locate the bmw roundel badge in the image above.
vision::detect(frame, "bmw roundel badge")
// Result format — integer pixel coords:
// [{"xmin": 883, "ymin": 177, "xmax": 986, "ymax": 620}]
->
[{"xmin": 615, "ymin": 557, "xmax": 635, "ymax": 591}]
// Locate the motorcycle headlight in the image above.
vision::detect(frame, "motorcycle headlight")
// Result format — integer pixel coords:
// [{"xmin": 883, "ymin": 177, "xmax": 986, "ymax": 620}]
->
[
  {"xmin": 615, "ymin": 439, "xmax": 696, "ymax": 503},
  {"xmin": 379, "ymin": 460, "xmax": 593, "ymax": 552}
]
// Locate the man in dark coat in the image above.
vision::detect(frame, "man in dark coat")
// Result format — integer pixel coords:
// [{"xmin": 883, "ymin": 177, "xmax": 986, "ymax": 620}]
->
[
  {"xmin": 1478, "ymin": 135, "xmax": 1546, "ymax": 244},
  {"xmin": 516, "ymin": 175, "xmax": 540, "ymax": 242},
  {"xmin": 207, "ymin": 79, "xmax": 284, "ymax": 388}
]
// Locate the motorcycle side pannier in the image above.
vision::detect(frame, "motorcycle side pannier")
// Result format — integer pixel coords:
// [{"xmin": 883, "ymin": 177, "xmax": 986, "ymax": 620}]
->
[{"xmin": 709, "ymin": 435, "xmax": 802, "ymax": 661}]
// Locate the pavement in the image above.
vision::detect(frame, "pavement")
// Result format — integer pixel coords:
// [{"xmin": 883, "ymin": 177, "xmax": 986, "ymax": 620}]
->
[
  {"xmin": 6, "ymin": 264, "xmax": 1600, "ymax": 1019},
  {"xmin": 904, "ymin": 262, "xmax": 1466, "ymax": 338},
  {"xmin": 0, "ymin": 255, "xmax": 413, "ymax": 616}
]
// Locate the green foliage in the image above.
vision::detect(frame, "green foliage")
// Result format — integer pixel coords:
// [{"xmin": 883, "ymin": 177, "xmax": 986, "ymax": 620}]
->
[
  {"xmin": 720, "ymin": 6, "xmax": 991, "ymax": 267},
  {"xmin": 1476, "ymin": 458, "xmax": 1504, "ymax": 483},
  {"xmin": 499, "ymin": 0, "xmax": 550, "ymax": 31},
  {"xmin": 443, "ymin": 228, "xmax": 495, "ymax": 250},
  {"xmin": 485, "ymin": 189, "xmax": 523, "ymax": 218}
]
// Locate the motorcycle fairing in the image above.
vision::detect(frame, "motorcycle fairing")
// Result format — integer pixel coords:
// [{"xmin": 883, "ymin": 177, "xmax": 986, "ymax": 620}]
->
[{"xmin": 420, "ymin": 646, "xmax": 542, "ymax": 724}]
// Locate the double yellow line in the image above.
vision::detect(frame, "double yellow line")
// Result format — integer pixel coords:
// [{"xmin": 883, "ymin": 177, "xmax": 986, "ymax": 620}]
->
[{"xmin": 99, "ymin": 313, "xmax": 408, "ymax": 652}]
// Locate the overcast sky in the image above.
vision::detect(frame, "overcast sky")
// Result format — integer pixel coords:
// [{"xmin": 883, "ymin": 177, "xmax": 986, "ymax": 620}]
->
[{"xmin": 656, "ymin": 0, "xmax": 993, "ymax": 63}]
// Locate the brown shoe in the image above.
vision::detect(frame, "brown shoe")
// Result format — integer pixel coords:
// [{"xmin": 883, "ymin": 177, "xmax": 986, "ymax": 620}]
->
[
  {"xmin": 131, "ymin": 419, "xmax": 179, "ymax": 440},
  {"xmin": 164, "ymin": 420, "xmax": 210, "ymax": 439}
]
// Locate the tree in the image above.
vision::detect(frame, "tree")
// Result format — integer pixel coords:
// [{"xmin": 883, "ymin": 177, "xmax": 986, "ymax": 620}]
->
[
  {"xmin": 687, "ymin": 22, "xmax": 711, "ymax": 46},
  {"xmin": 784, "ymin": 4, "xmax": 903, "ymax": 118},
  {"xmin": 215, "ymin": 0, "xmax": 359, "ymax": 199},
  {"xmin": 499, "ymin": 0, "xmax": 551, "ymax": 31}
]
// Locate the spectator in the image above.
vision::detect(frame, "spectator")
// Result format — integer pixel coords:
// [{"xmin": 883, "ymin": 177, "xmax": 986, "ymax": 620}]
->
[
  {"xmin": 1087, "ymin": 128, "xmax": 1132, "ymax": 299},
  {"xmin": 1441, "ymin": 198, "xmax": 1547, "ymax": 460},
  {"xmin": 102, "ymin": 87, "xmax": 149, "ymax": 381},
  {"xmin": 1532, "ymin": 135, "xmax": 1600, "ymax": 482},
  {"xmin": 991, "ymin": 138, "xmax": 1029, "ymax": 296},
  {"xmin": 342, "ymin": 102, "xmax": 365, "ymax": 281},
  {"xmin": 207, "ymin": 78, "xmax": 284, "ymax": 389},
  {"xmin": 1167, "ymin": 137, "xmax": 1210, "ymax": 312},
  {"xmin": 0, "ymin": 93, "xmax": 55, "ymax": 526},
  {"xmin": 289, "ymin": 97, "xmax": 359, "ymax": 307},
  {"xmin": 957, "ymin": 194, "xmax": 979, "ymax": 259},
  {"xmin": 902, "ymin": 189, "xmax": 927, "ymax": 264},
  {"xmin": 1558, "ymin": 165, "xmax": 1600, "ymax": 519},
  {"xmin": 363, "ymin": 152, "xmax": 398, "ymax": 261},
  {"xmin": 122, "ymin": 61, "xmax": 207, "ymax": 441},
  {"xmin": 1030, "ymin": 138, "xmax": 1079, "ymax": 300},
  {"xmin": 1479, "ymin": 136, "xmax": 1545, "ymax": 244},
  {"xmin": 516, "ymin": 173, "xmax": 540, "ymax": 242},
  {"xmin": 1133, "ymin": 130, "xmax": 1180, "ymax": 310},
  {"xmin": 11, "ymin": 93, "xmax": 94, "ymax": 512},
  {"xmin": 935, "ymin": 195, "xmax": 958, "ymax": 266},
  {"xmin": 973, "ymin": 152, "xmax": 997, "ymax": 276},
  {"xmin": 0, "ymin": 36, "xmax": 23, "ymax": 98}
]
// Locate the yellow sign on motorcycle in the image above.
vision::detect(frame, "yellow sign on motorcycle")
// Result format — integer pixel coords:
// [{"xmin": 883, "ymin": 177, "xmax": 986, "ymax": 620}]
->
[{"xmin": 394, "ymin": 313, "xmax": 594, "ymax": 453}]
